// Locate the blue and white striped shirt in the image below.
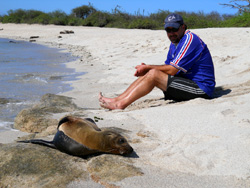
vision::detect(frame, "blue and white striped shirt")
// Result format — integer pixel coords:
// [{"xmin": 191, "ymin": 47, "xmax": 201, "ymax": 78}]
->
[{"xmin": 165, "ymin": 30, "xmax": 215, "ymax": 97}]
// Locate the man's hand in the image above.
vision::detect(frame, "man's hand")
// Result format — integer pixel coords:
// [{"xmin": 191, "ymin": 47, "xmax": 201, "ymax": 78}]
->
[{"xmin": 134, "ymin": 63, "xmax": 149, "ymax": 77}]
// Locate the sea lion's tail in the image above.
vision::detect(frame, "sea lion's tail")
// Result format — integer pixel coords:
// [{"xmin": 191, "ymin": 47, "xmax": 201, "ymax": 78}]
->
[{"xmin": 18, "ymin": 139, "xmax": 56, "ymax": 149}]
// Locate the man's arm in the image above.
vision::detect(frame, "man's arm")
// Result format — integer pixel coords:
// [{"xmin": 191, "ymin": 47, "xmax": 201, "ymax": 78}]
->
[{"xmin": 134, "ymin": 63, "xmax": 179, "ymax": 77}]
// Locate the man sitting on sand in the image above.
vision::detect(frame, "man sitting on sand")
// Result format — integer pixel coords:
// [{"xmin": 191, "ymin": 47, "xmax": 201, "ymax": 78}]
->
[{"xmin": 99, "ymin": 13, "xmax": 215, "ymax": 110}]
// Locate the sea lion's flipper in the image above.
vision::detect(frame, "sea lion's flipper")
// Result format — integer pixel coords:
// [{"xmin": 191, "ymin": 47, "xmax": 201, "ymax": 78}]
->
[
  {"xmin": 84, "ymin": 118, "xmax": 96, "ymax": 124},
  {"xmin": 18, "ymin": 139, "xmax": 56, "ymax": 149},
  {"xmin": 57, "ymin": 116, "xmax": 70, "ymax": 129},
  {"xmin": 84, "ymin": 118, "xmax": 101, "ymax": 131}
]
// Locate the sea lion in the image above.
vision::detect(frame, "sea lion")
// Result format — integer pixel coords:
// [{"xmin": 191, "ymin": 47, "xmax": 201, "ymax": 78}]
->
[{"xmin": 18, "ymin": 116, "xmax": 133, "ymax": 157}]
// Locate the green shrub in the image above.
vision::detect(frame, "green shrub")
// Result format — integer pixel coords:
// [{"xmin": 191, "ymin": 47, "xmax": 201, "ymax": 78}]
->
[
  {"xmin": 72, "ymin": 5, "xmax": 96, "ymax": 19},
  {"xmin": 2, "ymin": 9, "xmax": 26, "ymax": 23},
  {"xmin": 82, "ymin": 11, "xmax": 113, "ymax": 27},
  {"xmin": 149, "ymin": 10, "xmax": 171, "ymax": 28},
  {"xmin": 221, "ymin": 12, "xmax": 250, "ymax": 27},
  {"xmin": 128, "ymin": 18, "xmax": 158, "ymax": 29},
  {"xmin": 67, "ymin": 16, "xmax": 83, "ymax": 26},
  {"xmin": 48, "ymin": 10, "xmax": 69, "ymax": 25},
  {"xmin": 33, "ymin": 13, "xmax": 52, "ymax": 25},
  {"xmin": 24, "ymin": 10, "xmax": 45, "ymax": 24},
  {"xmin": 1, "ymin": 5, "xmax": 249, "ymax": 29}
]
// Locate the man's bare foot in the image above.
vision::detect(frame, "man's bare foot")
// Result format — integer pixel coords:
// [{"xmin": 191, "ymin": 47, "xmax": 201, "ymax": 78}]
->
[
  {"xmin": 99, "ymin": 101, "xmax": 109, "ymax": 109},
  {"xmin": 99, "ymin": 101, "xmax": 120, "ymax": 110},
  {"xmin": 99, "ymin": 92, "xmax": 104, "ymax": 103},
  {"xmin": 99, "ymin": 98, "xmax": 125, "ymax": 110},
  {"xmin": 98, "ymin": 92, "xmax": 116, "ymax": 103}
]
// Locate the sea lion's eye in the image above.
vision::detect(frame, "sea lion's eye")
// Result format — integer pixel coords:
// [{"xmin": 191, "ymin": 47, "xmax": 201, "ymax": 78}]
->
[{"xmin": 118, "ymin": 138, "xmax": 125, "ymax": 144}]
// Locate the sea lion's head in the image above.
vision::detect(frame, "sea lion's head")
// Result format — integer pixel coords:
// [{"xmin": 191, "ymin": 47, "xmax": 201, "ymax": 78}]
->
[{"xmin": 102, "ymin": 131, "xmax": 133, "ymax": 156}]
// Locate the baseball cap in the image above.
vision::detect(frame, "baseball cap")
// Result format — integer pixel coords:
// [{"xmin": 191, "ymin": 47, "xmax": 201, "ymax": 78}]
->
[{"xmin": 164, "ymin": 13, "xmax": 184, "ymax": 29}]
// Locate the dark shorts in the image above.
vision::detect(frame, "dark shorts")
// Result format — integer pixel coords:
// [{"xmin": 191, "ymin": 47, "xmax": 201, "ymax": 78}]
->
[{"xmin": 163, "ymin": 75, "xmax": 210, "ymax": 101}]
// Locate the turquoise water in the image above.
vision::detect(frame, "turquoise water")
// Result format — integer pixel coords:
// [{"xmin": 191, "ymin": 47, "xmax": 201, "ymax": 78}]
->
[{"xmin": 0, "ymin": 38, "xmax": 83, "ymax": 131}]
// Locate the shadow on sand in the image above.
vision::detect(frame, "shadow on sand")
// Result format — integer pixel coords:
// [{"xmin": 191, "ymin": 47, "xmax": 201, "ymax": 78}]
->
[{"xmin": 213, "ymin": 86, "xmax": 232, "ymax": 98}]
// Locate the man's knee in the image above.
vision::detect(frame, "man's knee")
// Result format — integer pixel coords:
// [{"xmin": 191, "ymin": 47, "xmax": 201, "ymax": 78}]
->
[
  {"xmin": 147, "ymin": 69, "xmax": 167, "ymax": 80},
  {"xmin": 146, "ymin": 69, "xmax": 168, "ymax": 90},
  {"xmin": 147, "ymin": 69, "xmax": 161, "ymax": 78}
]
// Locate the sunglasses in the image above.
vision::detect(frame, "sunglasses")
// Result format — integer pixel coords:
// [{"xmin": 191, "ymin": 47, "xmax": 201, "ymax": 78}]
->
[{"xmin": 165, "ymin": 26, "xmax": 180, "ymax": 33}]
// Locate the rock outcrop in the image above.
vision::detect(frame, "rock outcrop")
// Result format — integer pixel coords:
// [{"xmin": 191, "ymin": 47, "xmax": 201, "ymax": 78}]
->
[
  {"xmin": 1, "ymin": 93, "xmax": 144, "ymax": 187},
  {"xmin": 0, "ymin": 143, "xmax": 87, "ymax": 188},
  {"xmin": 14, "ymin": 93, "xmax": 81, "ymax": 133},
  {"xmin": 0, "ymin": 143, "xmax": 142, "ymax": 187}
]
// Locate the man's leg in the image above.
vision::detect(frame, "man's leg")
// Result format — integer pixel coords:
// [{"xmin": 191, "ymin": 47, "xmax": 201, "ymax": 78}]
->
[
  {"xmin": 99, "ymin": 76, "xmax": 145, "ymax": 103},
  {"xmin": 99, "ymin": 69, "xmax": 169, "ymax": 110}
]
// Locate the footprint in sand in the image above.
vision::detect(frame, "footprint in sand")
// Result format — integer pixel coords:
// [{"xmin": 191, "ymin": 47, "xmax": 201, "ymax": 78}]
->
[{"xmin": 221, "ymin": 109, "xmax": 234, "ymax": 116}]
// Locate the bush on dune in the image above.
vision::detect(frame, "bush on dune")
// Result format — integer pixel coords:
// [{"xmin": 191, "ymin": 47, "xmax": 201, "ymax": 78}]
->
[{"xmin": 0, "ymin": 4, "xmax": 249, "ymax": 29}]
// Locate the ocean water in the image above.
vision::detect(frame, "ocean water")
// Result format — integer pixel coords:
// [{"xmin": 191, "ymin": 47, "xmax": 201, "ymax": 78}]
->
[{"xmin": 0, "ymin": 38, "xmax": 83, "ymax": 131}]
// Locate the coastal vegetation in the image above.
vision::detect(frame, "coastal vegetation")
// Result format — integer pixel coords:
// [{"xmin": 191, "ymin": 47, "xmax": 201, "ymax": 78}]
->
[{"xmin": 0, "ymin": 3, "xmax": 250, "ymax": 29}]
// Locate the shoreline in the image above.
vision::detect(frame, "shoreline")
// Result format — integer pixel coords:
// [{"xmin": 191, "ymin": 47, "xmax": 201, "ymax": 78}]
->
[
  {"xmin": 0, "ymin": 36, "xmax": 82, "ymax": 133},
  {"xmin": 0, "ymin": 23, "xmax": 250, "ymax": 187}
]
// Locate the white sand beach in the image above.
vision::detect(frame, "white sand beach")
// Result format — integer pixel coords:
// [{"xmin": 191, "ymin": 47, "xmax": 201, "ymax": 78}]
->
[{"xmin": 0, "ymin": 23, "xmax": 250, "ymax": 187}]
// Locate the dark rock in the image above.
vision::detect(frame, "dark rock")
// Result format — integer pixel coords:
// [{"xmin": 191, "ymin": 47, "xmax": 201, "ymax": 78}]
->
[
  {"xmin": 0, "ymin": 98, "xmax": 20, "ymax": 105},
  {"xmin": 39, "ymin": 93, "xmax": 80, "ymax": 113},
  {"xmin": 49, "ymin": 75, "xmax": 63, "ymax": 80},
  {"xmin": 0, "ymin": 142, "xmax": 142, "ymax": 187},
  {"xmin": 87, "ymin": 155, "xmax": 143, "ymax": 182},
  {"xmin": 22, "ymin": 73, "xmax": 35, "ymax": 79},
  {"xmin": 0, "ymin": 98, "xmax": 10, "ymax": 105},
  {"xmin": 60, "ymin": 30, "xmax": 74, "ymax": 34},
  {"xmin": 0, "ymin": 143, "xmax": 87, "ymax": 188},
  {"xmin": 30, "ymin": 36, "xmax": 39, "ymax": 39}
]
